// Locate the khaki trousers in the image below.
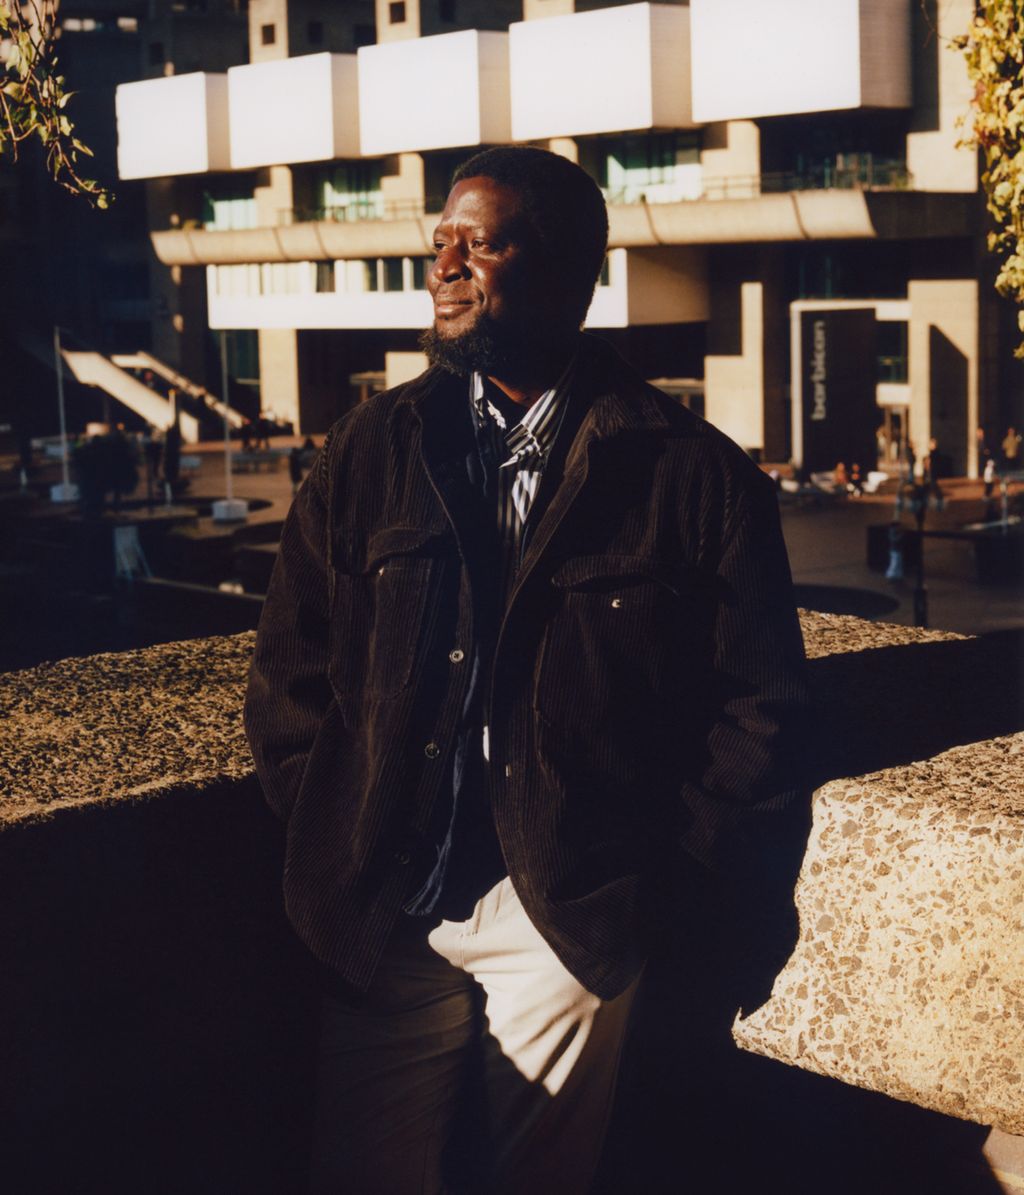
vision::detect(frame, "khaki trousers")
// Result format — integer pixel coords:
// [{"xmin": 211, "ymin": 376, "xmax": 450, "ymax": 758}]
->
[{"xmin": 309, "ymin": 877, "xmax": 638, "ymax": 1195}]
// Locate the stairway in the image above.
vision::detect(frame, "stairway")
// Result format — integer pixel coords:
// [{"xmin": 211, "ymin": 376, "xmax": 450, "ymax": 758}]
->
[
  {"xmin": 60, "ymin": 350, "xmax": 201, "ymax": 443},
  {"xmin": 112, "ymin": 351, "xmax": 247, "ymax": 432}
]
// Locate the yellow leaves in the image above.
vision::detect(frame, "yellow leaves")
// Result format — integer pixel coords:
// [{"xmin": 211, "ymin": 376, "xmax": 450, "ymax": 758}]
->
[
  {"xmin": 958, "ymin": 0, "xmax": 1024, "ymax": 353},
  {"xmin": 0, "ymin": 0, "xmax": 112, "ymax": 207}
]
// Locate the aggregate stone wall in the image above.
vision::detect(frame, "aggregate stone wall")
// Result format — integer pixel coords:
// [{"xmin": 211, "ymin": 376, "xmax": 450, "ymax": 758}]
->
[
  {"xmin": 733, "ymin": 733, "xmax": 1024, "ymax": 1136},
  {"xmin": 1, "ymin": 613, "xmax": 1022, "ymax": 1189}
]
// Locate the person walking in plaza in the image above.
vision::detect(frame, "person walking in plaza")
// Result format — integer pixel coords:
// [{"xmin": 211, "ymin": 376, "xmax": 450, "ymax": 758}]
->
[
  {"xmin": 288, "ymin": 445, "xmax": 304, "ymax": 495},
  {"xmin": 245, "ymin": 146, "xmax": 809, "ymax": 1194},
  {"xmin": 1002, "ymin": 425, "xmax": 1022, "ymax": 471},
  {"xmin": 984, "ymin": 454, "xmax": 997, "ymax": 499}
]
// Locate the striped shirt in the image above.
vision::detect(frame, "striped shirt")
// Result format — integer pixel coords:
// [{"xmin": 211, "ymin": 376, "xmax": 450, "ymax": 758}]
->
[
  {"xmin": 469, "ymin": 369, "xmax": 571, "ymax": 555},
  {"xmin": 402, "ymin": 364, "xmax": 574, "ymax": 917}
]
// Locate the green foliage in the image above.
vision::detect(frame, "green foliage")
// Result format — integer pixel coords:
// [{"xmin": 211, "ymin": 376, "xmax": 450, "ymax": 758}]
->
[
  {"xmin": 954, "ymin": 1, "xmax": 1024, "ymax": 355},
  {"xmin": 0, "ymin": 0, "xmax": 112, "ymax": 206}
]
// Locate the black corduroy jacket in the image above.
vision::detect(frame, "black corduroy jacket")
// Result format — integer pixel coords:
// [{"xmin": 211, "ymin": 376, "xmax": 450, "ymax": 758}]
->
[{"xmin": 244, "ymin": 336, "xmax": 809, "ymax": 1000}]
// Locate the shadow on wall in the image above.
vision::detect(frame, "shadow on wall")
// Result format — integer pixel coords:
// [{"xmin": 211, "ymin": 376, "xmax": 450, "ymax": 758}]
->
[
  {"xmin": 0, "ymin": 783, "xmax": 321, "ymax": 1195},
  {"xmin": 599, "ymin": 628, "xmax": 1023, "ymax": 1194},
  {"xmin": 807, "ymin": 628, "xmax": 1024, "ymax": 787},
  {"xmin": 1, "ymin": 629, "xmax": 1022, "ymax": 1193}
]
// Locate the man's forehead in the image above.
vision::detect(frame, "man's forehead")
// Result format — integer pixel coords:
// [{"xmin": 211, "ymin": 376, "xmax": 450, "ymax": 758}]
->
[{"xmin": 436, "ymin": 176, "xmax": 529, "ymax": 230}]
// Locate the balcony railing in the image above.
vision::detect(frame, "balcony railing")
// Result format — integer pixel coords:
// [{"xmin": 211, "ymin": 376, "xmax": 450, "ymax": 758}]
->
[
  {"xmin": 697, "ymin": 161, "xmax": 912, "ymax": 202},
  {"xmin": 278, "ymin": 197, "xmax": 437, "ymax": 225},
  {"xmin": 259, "ymin": 165, "xmax": 912, "ymax": 230}
]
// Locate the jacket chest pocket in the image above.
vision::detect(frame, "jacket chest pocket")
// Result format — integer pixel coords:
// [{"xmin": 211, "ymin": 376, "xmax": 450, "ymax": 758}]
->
[
  {"xmin": 330, "ymin": 527, "xmax": 448, "ymax": 702},
  {"xmin": 533, "ymin": 554, "xmax": 702, "ymax": 735}
]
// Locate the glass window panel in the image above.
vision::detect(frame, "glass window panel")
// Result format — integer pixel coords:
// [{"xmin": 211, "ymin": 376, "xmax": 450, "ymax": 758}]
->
[
  {"xmin": 383, "ymin": 258, "xmax": 404, "ymax": 292},
  {"xmin": 411, "ymin": 258, "xmax": 430, "ymax": 291}
]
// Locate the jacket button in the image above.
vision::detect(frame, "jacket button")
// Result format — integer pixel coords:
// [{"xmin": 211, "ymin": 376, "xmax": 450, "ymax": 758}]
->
[
  {"xmin": 449, "ymin": 648, "xmax": 465, "ymax": 663},
  {"xmin": 395, "ymin": 849, "xmax": 412, "ymax": 866},
  {"xmin": 424, "ymin": 741, "xmax": 440, "ymax": 759},
  {"xmin": 610, "ymin": 597, "xmax": 623, "ymax": 609}
]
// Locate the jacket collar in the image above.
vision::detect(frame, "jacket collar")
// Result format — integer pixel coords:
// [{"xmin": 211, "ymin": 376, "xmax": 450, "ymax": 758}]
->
[{"xmin": 403, "ymin": 334, "xmax": 674, "ymax": 445}]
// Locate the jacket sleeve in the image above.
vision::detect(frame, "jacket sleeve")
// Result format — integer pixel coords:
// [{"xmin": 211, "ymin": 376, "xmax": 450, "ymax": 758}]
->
[
  {"xmin": 678, "ymin": 469, "xmax": 811, "ymax": 875},
  {"xmin": 243, "ymin": 433, "xmax": 335, "ymax": 822}
]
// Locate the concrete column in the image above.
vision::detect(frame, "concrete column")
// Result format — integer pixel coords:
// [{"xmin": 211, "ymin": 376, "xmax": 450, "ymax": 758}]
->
[
  {"xmin": 146, "ymin": 177, "xmax": 211, "ymax": 387},
  {"xmin": 906, "ymin": 0, "xmax": 976, "ymax": 193},
  {"xmin": 381, "ymin": 153, "xmax": 426, "ymax": 212},
  {"xmin": 705, "ymin": 281, "xmax": 765, "ymax": 453},
  {"xmin": 259, "ymin": 328, "xmax": 302, "ymax": 431},
  {"xmin": 523, "ymin": 0, "xmax": 574, "ymax": 17},
  {"xmin": 375, "ymin": 0, "xmax": 421, "ymax": 41},
  {"xmin": 248, "ymin": 0, "xmax": 290, "ymax": 61},
  {"xmin": 253, "ymin": 165, "xmax": 303, "ymax": 429},
  {"xmin": 699, "ymin": 119, "xmax": 760, "ymax": 192},
  {"xmin": 908, "ymin": 279, "xmax": 979, "ymax": 477}
]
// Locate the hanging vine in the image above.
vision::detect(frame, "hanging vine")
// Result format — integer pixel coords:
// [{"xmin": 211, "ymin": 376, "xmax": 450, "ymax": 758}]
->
[
  {"xmin": 0, "ymin": 0, "xmax": 111, "ymax": 206},
  {"xmin": 954, "ymin": 1, "xmax": 1024, "ymax": 354}
]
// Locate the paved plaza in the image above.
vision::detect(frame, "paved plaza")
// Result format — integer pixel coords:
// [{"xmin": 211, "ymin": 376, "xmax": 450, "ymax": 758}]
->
[{"xmin": 180, "ymin": 438, "xmax": 1022, "ymax": 638}]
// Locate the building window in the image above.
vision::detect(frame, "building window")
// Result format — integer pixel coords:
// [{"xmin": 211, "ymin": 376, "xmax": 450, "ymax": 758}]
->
[
  {"xmin": 308, "ymin": 20, "xmax": 323, "ymax": 44},
  {"xmin": 315, "ymin": 262, "xmax": 336, "ymax": 293},
  {"xmin": 439, "ymin": 0, "xmax": 455, "ymax": 20},
  {"xmin": 389, "ymin": 2, "xmax": 406, "ymax": 23},
  {"xmin": 411, "ymin": 257, "xmax": 430, "ymax": 290},
  {"xmin": 202, "ymin": 191, "xmax": 258, "ymax": 231},
  {"xmin": 261, "ymin": 23, "xmax": 276, "ymax": 45},
  {"xmin": 877, "ymin": 321, "xmax": 909, "ymax": 383},
  {"xmin": 594, "ymin": 132, "xmax": 701, "ymax": 205},
  {"xmin": 383, "ymin": 258, "xmax": 404, "ymax": 292},
  {"xmin": 148, "ymin": 41, "xmax": 165, "ymax": 64},
  {"xmin": 318, "ymin": 162, "xmax": 384, "ymax": 221}
]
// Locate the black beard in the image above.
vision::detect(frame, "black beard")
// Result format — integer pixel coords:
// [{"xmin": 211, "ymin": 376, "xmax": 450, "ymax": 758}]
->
[{"xmin": 419, "ymin": 314, "xmax": 571, "ymax": 388}]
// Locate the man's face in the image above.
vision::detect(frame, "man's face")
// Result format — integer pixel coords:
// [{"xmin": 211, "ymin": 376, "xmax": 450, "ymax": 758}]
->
[
  {"xmin": 421, "ymin": 176, "xmax": 568, "ymax": 382},
  {"xmin": 427, "ymin": 176, "xmax": 536, "ymax": 338}
]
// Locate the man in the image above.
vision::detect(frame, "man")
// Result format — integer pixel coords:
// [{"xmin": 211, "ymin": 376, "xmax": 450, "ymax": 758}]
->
[{"xmin": 245, "ymin": 147, "xmax": 808, "ymax": 1193}]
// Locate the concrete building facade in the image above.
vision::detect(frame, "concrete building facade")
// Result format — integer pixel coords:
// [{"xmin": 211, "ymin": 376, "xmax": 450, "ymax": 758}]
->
[{"xmin": 112, "ymin": 0, "xmax": 1019, "ymax": 474}]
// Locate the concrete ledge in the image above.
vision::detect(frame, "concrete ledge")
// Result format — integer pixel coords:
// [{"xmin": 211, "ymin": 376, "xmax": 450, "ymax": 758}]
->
[
  {"xmin": 0, "ymin": 612, "xmax": 965, "ymax": 829},
  {"xmin": 734, "ymin": 731, "xmax": 1024, "ymax": 1135},
  {"xmin": 0, "ymin": 613, "xmax": 901, "ymax": 825},
  {"xmin": 0, "ymin": 634, "xmax": 255, "ymax": 827},
  {"xmin": 2, "ymin": 612, "xmax": 1023, "ymax": 1181}
]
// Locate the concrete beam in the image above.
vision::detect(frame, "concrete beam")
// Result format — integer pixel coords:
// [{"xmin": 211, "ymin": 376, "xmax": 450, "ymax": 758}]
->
[{"xmin": 149, "ymin": 192, "xmax": 977, "ymax": 267}]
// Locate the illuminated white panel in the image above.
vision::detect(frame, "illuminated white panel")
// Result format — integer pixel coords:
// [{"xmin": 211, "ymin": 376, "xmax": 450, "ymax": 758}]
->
[
  {"xmin": 206, "ymin": 249, "xmax": 702, "ymax": 331},
  {"xmin": 690, "ymin": 0, "xmax": 911, "ymax": 121},
  {"xmin": 206, "ymin": 263, "xmax": 433, "ymax": 329},
  {"xmin": 116, "ymin": 73, "xmax": 229, "ymax": 179},
  {"xmin": 358, "ymin": 30, "xmax": 510, "ymax": 155},
  {"xmin": 510, "ymin": 4, "xmax": 694, "ymax": 141},
  {"xmin": 228, "ymin": 53, "xmax": 359, "ymax": 168}
]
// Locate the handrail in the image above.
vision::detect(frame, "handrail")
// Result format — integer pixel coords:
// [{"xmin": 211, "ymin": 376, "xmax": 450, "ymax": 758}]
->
[{"xmin": 269, "ymin": 164, "xmax": 913, "ymax": 228}]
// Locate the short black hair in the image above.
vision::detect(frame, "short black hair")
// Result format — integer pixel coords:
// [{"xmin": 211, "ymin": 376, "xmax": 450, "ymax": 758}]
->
[{"xmin": 452, "ymin": 145, "xmax": 608, "ymax": 327}]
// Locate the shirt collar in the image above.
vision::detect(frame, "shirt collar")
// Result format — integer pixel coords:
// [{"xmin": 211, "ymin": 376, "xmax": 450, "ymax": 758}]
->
[{"xmin": 469, "ymin": 357, "xmax": 575, "ymax": 470}]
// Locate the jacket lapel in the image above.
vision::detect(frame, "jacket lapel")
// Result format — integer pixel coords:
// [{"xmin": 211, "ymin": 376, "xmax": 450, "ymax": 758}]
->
[{"xmin": 508, "ymin": 337, "xmax": 672, "ymax": 602}]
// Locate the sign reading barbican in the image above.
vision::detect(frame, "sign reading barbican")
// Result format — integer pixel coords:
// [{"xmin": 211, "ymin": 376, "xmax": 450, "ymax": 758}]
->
[{"xmin": 800, "ymin": 309, "xmax": 878, "ymax": 475}]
